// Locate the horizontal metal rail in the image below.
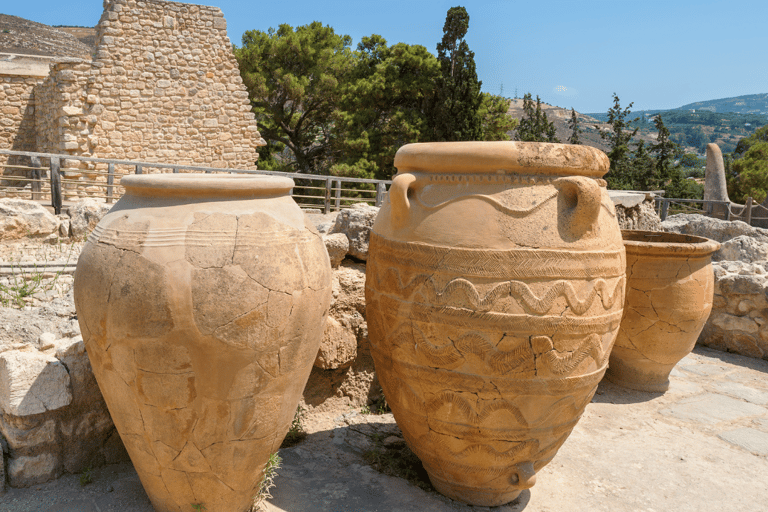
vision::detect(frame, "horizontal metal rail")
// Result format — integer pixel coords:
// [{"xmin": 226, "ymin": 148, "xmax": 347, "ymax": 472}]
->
[{"xmin": 0, "ymin": 149, "xmax": 392, "ymax": 214}]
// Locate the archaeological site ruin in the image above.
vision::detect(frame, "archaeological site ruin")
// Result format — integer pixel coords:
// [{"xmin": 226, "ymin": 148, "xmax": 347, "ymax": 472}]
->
[{"xmin": 0, "ymin": 1, "xmax": 767, "ymax": 510}]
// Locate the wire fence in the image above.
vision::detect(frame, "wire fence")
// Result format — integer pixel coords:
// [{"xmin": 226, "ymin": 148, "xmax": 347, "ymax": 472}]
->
[
  {"xmin": 655, "ymin": 196, "xmax": 768, "ymax": 227},
  {"xmin": 0, "ymin": 149, "xmax": 391, "ymax": 214}
]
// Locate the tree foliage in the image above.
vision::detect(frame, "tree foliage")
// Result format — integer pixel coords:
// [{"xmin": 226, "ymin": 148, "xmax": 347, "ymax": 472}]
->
[
  {"xmin": 600, "ymin": 93, "xmax": 638, "ymax": 189},
  {"xmin": 516, "ymin": 93, "xmax": 559, "ymax": 143},
  {"xmin": 236, "ymin": 22, "xmax": 353, "ymax": 173},
  {"xmin": 567, "ymin": 108, "xmax": 581, "ymax": 145},
  {"xmin": 729, "ymin": 141, "xmax": 768, "ymax": 203},
  {"xmin": 330, "ymin": 36, "xmax": 440, "ymax": 180},
  {"xmin": 236, "ymin": 10, "xmax": 515, "ymax": 178},
  {"xmin": 424, "ymin": 6, "xmax": 483, "ymax": 141},
  {"xmin": 478, "ymin": 92, "xmax": 517, "ymax": 141}
]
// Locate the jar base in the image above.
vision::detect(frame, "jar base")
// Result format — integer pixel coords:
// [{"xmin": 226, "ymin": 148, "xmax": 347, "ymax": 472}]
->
[{"xmin": 604, "ymin": 355, "xmax": 673, "ymax": 393}]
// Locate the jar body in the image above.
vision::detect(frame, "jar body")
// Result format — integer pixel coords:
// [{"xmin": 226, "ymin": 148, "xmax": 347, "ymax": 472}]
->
[
  {"xmin": 74, "ymin": 175, "xmax": 332, "ymax": 512},
  {"xmin": 365, "ymin": 142, "xmax": 625, "ymax": 506},
  {"xmin": 606, "ymin": 230, "xmax": 719, "ymax": 392}
]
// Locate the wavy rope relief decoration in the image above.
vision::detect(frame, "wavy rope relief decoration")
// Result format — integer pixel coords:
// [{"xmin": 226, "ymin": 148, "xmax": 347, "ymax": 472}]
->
[{"xmin": 372, "ymin": 266, "xmax": 625, "ymax": 315}]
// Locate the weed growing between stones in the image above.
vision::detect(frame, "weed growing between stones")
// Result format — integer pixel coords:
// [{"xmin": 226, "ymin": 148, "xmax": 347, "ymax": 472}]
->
[
  {"xmin": 0, "ymin": 242, "xmax": 77, "ymax": 308},
  {"xmin": 191, "ymin": 504, "xmax": 206, "ymax": 511},
  {"xmin": 281, "ymin": 404, "xmax": 307, "ymax": 448},
  {"xmin": 252, "ymin": 452, "xmax": 282, "ymax": 510},
  {"xmin": 79, "ymin": 466, "xmax": 93, "ymax": 486},
  {"xmin": 362, "ymin": 433, "xmax": 432, "ymax": 492},
  {"xmin": 361, "ymin": 393, "xmax": 390, "ymax": 415}
]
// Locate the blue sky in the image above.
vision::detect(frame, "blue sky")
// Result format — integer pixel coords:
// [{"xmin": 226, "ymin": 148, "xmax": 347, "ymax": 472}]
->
[{"xmin": 4, "ymin": 0, "xmax": 767, "ymax": 113}]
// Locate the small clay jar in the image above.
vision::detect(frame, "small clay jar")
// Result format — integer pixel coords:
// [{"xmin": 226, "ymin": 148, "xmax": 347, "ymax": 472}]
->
[
  {"xmin": 74, "ymin": 174, "xmax": 332, "ymax": 512},
  {"xmin": 366, "ymin": 142, "xmax": 626, "ymax": 506},
  {"xmin": 605, "ymin": 230, "xmax": 720, "ymax": 392}
]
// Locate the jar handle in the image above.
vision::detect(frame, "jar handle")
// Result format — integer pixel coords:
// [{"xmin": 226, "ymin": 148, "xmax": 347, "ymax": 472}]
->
[
  {"xmin": 389, "ymin": 173, "xmax": 417, "ymax": 229},
  {"xmin": 554, "ymin": 176, "xmax": 601, "ymax": 236}
]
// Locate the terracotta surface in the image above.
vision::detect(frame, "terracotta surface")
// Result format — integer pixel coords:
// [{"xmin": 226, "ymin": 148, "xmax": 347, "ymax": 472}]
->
[
  {"xmin": 606, "ymin": 230, "xmax": 719, "ymax": 392},
  {"xmin": 365, "ymin": 141, "xmax": 626, "ymax": 506},
  {"xmin": 73, "ymin": 174, "xmax": 332, "ymax": 512}
]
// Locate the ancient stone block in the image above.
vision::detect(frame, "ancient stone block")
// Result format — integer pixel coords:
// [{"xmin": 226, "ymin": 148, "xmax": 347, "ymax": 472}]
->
[{"xmin": 0, "ymin": 351, "xmax": 72, "ymax": 416}]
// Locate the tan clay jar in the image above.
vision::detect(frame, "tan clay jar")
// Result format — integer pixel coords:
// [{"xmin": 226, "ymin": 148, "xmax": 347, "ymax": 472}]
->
[
  {"xmin": 365, "ymin": 141, "xmax": 626, "ymax": 506},
  {"xmin": 605, "ymin": 230, "xmax": 719, "ymax": 392},
  {"xmin": 73, "ymin": 174, "xmax": 332, "ymax": 512}
]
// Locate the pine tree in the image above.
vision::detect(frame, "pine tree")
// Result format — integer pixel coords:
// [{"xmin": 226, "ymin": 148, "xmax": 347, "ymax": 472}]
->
[
  {"xmin": 425, "ymin": 6, "xmax": 483, "ymax": 141},
  {"xmin": 567, "ymin": 108, "xmax": 582, "ymax": 145},
  {"xmin": 600, "ymin": 93, "xmax": 638, "ymax": 189},
  {"xmin": 515, "ymin": 93, "xmax": 560, "ymax": 143}
]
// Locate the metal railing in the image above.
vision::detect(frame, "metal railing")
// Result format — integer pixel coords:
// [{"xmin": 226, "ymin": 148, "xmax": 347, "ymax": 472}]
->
[
  {"xmin": 0, "ymin": 149, "xmax": 391, "ymax": 214},
  {"xmin": 655, "ymin": 196, "xmax": 768, "ymax": 227}
]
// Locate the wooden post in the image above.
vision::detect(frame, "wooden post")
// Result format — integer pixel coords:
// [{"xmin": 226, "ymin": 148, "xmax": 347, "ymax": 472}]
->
[
  {"xmin": 135, "ymin": 164, "xmax": 143, "ymax": 174},
  {"xmin": 660, "ymin": 198, "xmax": 670, "ymax": 221},
  {"xmin": 324, "ymin": 178, "xmax": 332, "ymax": 214},
  {"xmin": 726, "ymin": 202, "xmax": 732, "ymax": 221},
  {"xmin": 375, "ymin": 182, "xmax": 385, "ymax": 207},
  {"xmin": 50, "ymin": 157, "xmax": 62, "ymax": 215},
  {"xmin": 30, "ymin": 156, "xmax": 41, "ymax": 201},
  {"xmin": 745, "ymin": 197, "xmax": 753, "ymax": 225},
  {"xmin": 172, "ymin": 167, "xmax": 179, "ymax": 173},
  {"xmin": 334, "ymin": 179, "xmax": 341, "ymax": 211},
  {"xmin": 106, "ymin": 163, "xmax": 115, "ymax": 203}
]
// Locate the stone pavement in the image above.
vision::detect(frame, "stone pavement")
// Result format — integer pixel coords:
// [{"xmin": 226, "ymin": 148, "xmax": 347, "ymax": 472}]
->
[{"xmin": 2, "ymin": 346, "xmax": 767, "ymax": 512}]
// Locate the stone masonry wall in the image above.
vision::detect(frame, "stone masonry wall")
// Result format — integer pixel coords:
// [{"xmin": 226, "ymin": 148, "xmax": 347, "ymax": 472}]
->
[
  {"xmin": 84, "ymin": 0, "xmax": 264, "ymax": 168},
  {"xmin": 0, "ymin": 69, "xmax": 43, "ymax": 180}
]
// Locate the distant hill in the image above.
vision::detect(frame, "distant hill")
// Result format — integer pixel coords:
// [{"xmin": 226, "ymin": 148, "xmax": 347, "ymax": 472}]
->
[
  {"xmin": 678, "ymin": 93, "xmax": 768, "ymax": 115},
  {"xmin": 0, "ymin": 14, "xmax": 93, "ymax": 58},
  {"xmin": 583, "ymin": 93, "xmax": 768, "ymax": 154}
]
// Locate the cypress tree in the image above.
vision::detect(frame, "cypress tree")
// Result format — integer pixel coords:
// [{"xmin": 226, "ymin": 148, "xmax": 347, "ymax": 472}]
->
[{"xmin": 425, "ymin": 6, "xmax": 483, "ymax": 141}]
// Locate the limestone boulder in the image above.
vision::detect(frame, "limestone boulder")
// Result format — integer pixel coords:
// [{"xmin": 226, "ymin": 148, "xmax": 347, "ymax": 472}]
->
[
  {"xmin": 717, "ymin": 235, "xmax": 768, "ymax": 263},
  {"xmin": 314, "ymin": 316, "xmax": 357, "ymax": 370},
  {"xmin": 0, "ymin": 351, "xmax": 72, "ymax": 416},
  {"xmin": 663, "ymin": 214, "xmax": 768, "ymax": 244},
  {"xmin": 0, "ymin": 199, "xmax": 60, "ymax": 241},
  {"xmin": 305, "ymin": 211, "xmax": 339, "ymax": 235},
  {"xmin": 66, "ymin": 199, "xmax": 112, "ymax": 239},
  {"xmin": 329, "ymin": 203, "xmax": 379, "ymax": 261},
  {"xmin": 323, "ymin": 233, "xmax": 349, "ymax": 268},
  {"xmin": 698, "ymin": 261, "xmax": 768, "ymax": 360},
  {"xmin": 610, "ymin": 192, "xmax": 663, "ymax": 231}
]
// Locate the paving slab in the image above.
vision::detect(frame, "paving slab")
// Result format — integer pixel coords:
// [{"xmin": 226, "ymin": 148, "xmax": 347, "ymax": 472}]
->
[
  {"xmin": 718, "ymin": 427, "xmax": 768, "ymax": 456},
  {"xmin": 1, "ymin": 346, "xmax": 767, "ymax": 512},
  {"xmin": 659, "ymin": 393, "xmax": 768, "ymax": 425}
]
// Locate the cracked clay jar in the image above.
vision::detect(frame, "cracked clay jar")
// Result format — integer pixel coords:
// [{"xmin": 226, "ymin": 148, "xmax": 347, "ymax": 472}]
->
[
  {"xmin": 73, "ymin": 174, "xmax": 331, "ymax": 512},
  {"xmin": 605, "ymin": 230, "xmax": 719, "ymax": 393},
  {"xmin": 365, "ymin": 142, "xmax": 626, "ymax": 506}
]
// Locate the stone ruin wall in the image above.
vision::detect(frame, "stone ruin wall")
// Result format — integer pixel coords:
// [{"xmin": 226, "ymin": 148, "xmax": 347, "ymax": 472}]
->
[
  {"xmin": 85, "ymin": 0, "xmax": 263, "ymax": 168},
  {"xmin": 0, "ymin": 57, "xmax": 47, "ymax": 192},
  {"xmin": 2, "ymin": 0, "xmax": 265, "ymax": 201}
]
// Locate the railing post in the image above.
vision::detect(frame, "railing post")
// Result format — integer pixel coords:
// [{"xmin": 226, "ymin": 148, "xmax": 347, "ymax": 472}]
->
[
  {"xmin": 726, "ymin": 202, "xmax": 732, "ymax": 221},
  {"xmin": 106, "ymin": 163, "xmax": 115, "ymax": 204},
  {"xmin": 334, "ymin": 179, "xmax": 341, "ymax": 211},
  {"xmin": 660, "ymin": 198, "xmax": 670, "ymax": 221},
  {"xmin": 135, "ymin": 164, "xmax": 142, "ymax": 174},
  {"xmin": 375, "ymin": 182, "xmax": 385, "ymax": 207},
  {"xmin": 30, "ymin": 156, "xmax": 41, "ymax": 201},
  {"xmin": 705, "ymin": 199, "xmax": 713, "ymax": 216},
  {"xmin": 324, "ymin": 179, "xmax": 332, "ymax": 214},
  {"xmin": 745, "ymin": 197, "xmax": 753, "ymax": 226},
  {"xmin": 172, "ymin": 167, "xmax": 179, "ymax": 173},
  {"xmin": 50, "ymin": 157, "xmax": 62, "ymax": 215}
]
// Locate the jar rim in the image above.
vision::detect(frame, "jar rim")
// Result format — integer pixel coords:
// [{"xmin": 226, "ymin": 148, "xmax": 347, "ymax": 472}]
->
[
  {"xmin": 393, "ymin": 141, "xmax": 610, "ymax": 178},
  {"xmin": 120, "ymin": 173, "xmax": 294, "ymax": 197},
  {"xmin": 622, "ymin": 229, "xmax": 721, "ymax": 257}
]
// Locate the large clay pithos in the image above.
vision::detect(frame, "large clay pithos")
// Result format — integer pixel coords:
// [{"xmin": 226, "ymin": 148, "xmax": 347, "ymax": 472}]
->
[
  {"xmin": 365, "ymin": 142, "xmax": 626, "ymax": 506},
  {"xmin": 605, "ymin": 230, "xmax": 719, "ymax": 392},
  {"xmin": 73, "ymin": 174, "xmax": 332, "ymax": 511}
]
